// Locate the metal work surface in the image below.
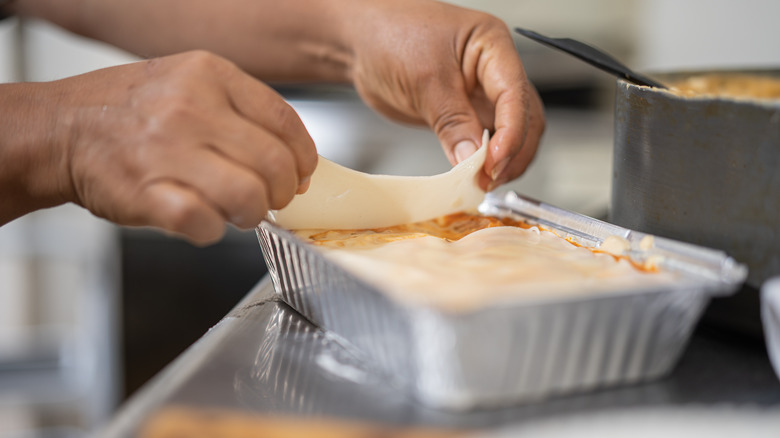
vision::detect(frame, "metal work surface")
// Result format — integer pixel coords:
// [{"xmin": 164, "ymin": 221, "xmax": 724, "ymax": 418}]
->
[{"xmin": 101, "ymin": 277, "xmax": 780, "ymax": 437}]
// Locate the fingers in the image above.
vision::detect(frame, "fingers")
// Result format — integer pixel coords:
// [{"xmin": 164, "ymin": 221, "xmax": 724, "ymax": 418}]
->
[
  {"xmin": 487, "ymin": 85, "xmax": 545, "ymax": 191},
  {"xmin": 223, "ymin": 68, "xmax": 318, "ymax": 188},
  {"xmin": 424, "ymin": 79, "xmax": 487, "ymax": 168},
  {"xmin": 207, "ymin": 115, "xmax": 301, "ymax": 209},
  {"xmin": 132, "ymin": 181, "xmax": 227, "ymax": 245},
  {"xmin": 131, "ymin": 114, "xmax": 300, "ymax": 236},
  {"xmin": 156, "ymin": 146, "xmax": 278, "ymax": 227},
  {"xmin": 62, "ymin": 51, "xmax": 319, "ymax": 245},
  {"xmin": 124, "ymin": 136, "xmax": 289, "ymax": 245},
  {"xmin": 382, "ymin": 14, "xmax": 544, "ymax": 191},
  {"xmin": 460, "ymin": 23, "xmax": 545, "ymax": 191},
  {"xmin": 471, "ymin": 28, "xmax": 536, "ymax": 185}
]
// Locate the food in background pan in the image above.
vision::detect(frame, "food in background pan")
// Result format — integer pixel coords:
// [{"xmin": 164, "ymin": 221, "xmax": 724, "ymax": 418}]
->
[
  {"xmin": 294, "ymin": 212, "xmax": 675, "ymax": 311},
  {"xmin": 139, "ymin": 406, "xmax": 462, "ymax": 438},
  {"xmin": 669, "ymin": 74, "xmax": 780, "ymax": 101}
]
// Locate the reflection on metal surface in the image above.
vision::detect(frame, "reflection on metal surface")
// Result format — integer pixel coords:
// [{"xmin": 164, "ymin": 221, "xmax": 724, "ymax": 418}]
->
[
  {"xmin": 233, "ymin": 299, "xmax": 408, "ymax": 420},
  {"xmin": 99, "ymin": 279, "xmax": 780, "ymax": 438},
  {"xmin": 762, "ymin": 277, "xmax": 780, "ymax": 382},
  {"xmin": 236, "ymin": 301, "xmax": 319, "ymax": 414}
]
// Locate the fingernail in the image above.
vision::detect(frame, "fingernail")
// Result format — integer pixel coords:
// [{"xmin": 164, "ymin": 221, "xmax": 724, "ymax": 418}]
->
[
  {"xmin": 454, "ymin": 140, "xmax": 478, "ymax": 163},
  {"xmin": 491, "ymin": 157, "xmax": 510, "ymax": 181}
]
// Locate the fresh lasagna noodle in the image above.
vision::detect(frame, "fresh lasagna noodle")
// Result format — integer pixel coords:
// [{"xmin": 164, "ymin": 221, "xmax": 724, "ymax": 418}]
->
[{"xmin": 294, "ymin": 213, "xmax": 674, "ymax": 311}]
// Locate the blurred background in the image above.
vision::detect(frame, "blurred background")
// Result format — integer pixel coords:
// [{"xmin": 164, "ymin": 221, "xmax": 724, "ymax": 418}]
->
[{"xmin": 1, "ymin": 0, "xmax": 779, "ymax": 436}]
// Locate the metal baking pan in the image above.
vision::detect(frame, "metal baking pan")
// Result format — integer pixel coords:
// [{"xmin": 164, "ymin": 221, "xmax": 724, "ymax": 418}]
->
[
  {"xmin": 256, "ymin": 191, "xmax": 747, "ymax": 409},
  {"xmin": 611, "ymin": 69, "xmax": 780, "ymax": 338}
]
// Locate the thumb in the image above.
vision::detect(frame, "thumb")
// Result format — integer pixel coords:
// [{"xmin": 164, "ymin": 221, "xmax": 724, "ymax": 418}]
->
[{"xmin": 425, "ymin": 87, "xmax": 486, "ymax": 167}]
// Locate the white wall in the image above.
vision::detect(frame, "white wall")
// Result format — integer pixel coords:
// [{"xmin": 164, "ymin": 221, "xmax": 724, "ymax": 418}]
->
[
  {"xmin": 0, "ymin": 18, "xmax": 125, "ymax": 436},
  {"xmin": 634, "ymin": 0, "xmax": 780, "ymax": 71},
  {"xmin": 22, "ymin": 18, "xmax": 138, "ymax": 81},
  {"xmin": 0, "ymin": 18, "xmax": 20, "ymax": 82},
  {"xmin": 448, "ymin": 0, "xmax": 638, "ymax": 42}
]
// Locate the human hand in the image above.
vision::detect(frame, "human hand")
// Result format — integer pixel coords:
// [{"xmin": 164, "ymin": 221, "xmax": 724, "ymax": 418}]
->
[
  {"xmin": 345, "ymin": 0, "xmax": 545, "ymax": 190},
  {"xmin": 11, "ymin": 51, "xmax": 316, "ymax": 244}
]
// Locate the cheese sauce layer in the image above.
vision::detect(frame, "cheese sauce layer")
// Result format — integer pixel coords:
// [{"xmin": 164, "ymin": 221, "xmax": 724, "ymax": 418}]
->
[{"xmin": 295, "ymin": 215, "xmax": 675, "ymax": 311}]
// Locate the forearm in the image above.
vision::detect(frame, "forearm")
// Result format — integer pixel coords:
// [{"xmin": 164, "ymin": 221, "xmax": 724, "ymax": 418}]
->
[
  {"xmin": 13, "ymin": 0, "xmax": 356, "ymax": 83},
  {"xmin": 0, "ymin": 82, "xmax": 74, "ymax": 225},
  {"xmin": 8, "ymin": 0, "xmax": 544, "ymax": 202}
]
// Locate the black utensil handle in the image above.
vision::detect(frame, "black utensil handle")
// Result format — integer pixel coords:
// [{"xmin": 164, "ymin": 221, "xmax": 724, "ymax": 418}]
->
[{"xmin": 514, "ymin": 27, "xmax": 666, "ymax": 89}]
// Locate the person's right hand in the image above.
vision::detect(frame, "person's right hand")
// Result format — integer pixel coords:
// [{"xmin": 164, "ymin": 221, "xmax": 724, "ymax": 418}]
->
[{"xmin": 5, "ymin": 51, "xmax": 316, "ymax": 244}]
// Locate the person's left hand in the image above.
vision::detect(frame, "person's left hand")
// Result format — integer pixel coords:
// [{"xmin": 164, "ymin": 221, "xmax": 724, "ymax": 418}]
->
[{"xmin": 345, "ymin": 0, "xmax": 545, "ymax": 190}]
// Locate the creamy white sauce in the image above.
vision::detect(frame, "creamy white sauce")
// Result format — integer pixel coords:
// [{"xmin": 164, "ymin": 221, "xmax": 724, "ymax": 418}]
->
[{"xmin": 318, "ymin": 226, "xmax": 675, "ymax": 311}]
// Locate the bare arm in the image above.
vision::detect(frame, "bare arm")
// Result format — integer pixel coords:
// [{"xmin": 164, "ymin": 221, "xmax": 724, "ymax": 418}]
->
[
  {"xmin": 4, "ymin": 0, "xmax": 544, "ymax": 242},
  {"xmin": 0, "ymin": 52, "xmax": 317, "ymax": 244},
  {"xmin": 13, "ymin": 0, "xmax": 354, "ymax": 82},
  {"xmin": 15, "ymin": 0, "xmax": 544, "ymax": 185}
]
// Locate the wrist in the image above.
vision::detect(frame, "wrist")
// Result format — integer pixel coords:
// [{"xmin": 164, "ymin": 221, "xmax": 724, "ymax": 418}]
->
[
  {"xmin": 257, "ymin": 0, "xmax": 356, "ymax": 83},
  {"xmin": 0, "ymin": 82, "xmax": 76, "ymax": 223}
]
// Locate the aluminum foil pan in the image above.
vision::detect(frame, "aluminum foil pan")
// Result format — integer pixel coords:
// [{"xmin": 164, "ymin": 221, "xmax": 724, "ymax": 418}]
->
[{"xmin": 256, "ymin": 191, "xmax": 747, "ymax": 409}]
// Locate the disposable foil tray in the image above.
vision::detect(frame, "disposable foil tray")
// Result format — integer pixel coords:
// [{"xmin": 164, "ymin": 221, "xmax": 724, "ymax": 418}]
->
[{"xmin": 256, "ymin": 191, "xmax": 747, "ymax": 409}]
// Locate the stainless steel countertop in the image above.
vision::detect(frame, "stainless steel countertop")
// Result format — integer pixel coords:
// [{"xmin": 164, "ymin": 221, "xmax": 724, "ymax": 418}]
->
[{"xmin": 100, "ymin": 277, "xmax": 780, "ymax": 437}]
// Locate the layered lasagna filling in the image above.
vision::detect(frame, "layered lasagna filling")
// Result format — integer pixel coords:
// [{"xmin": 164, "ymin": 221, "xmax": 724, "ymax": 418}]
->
[{"xmin": 294, "ymin": 213, "xmax": 674, "ymax": 311}]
